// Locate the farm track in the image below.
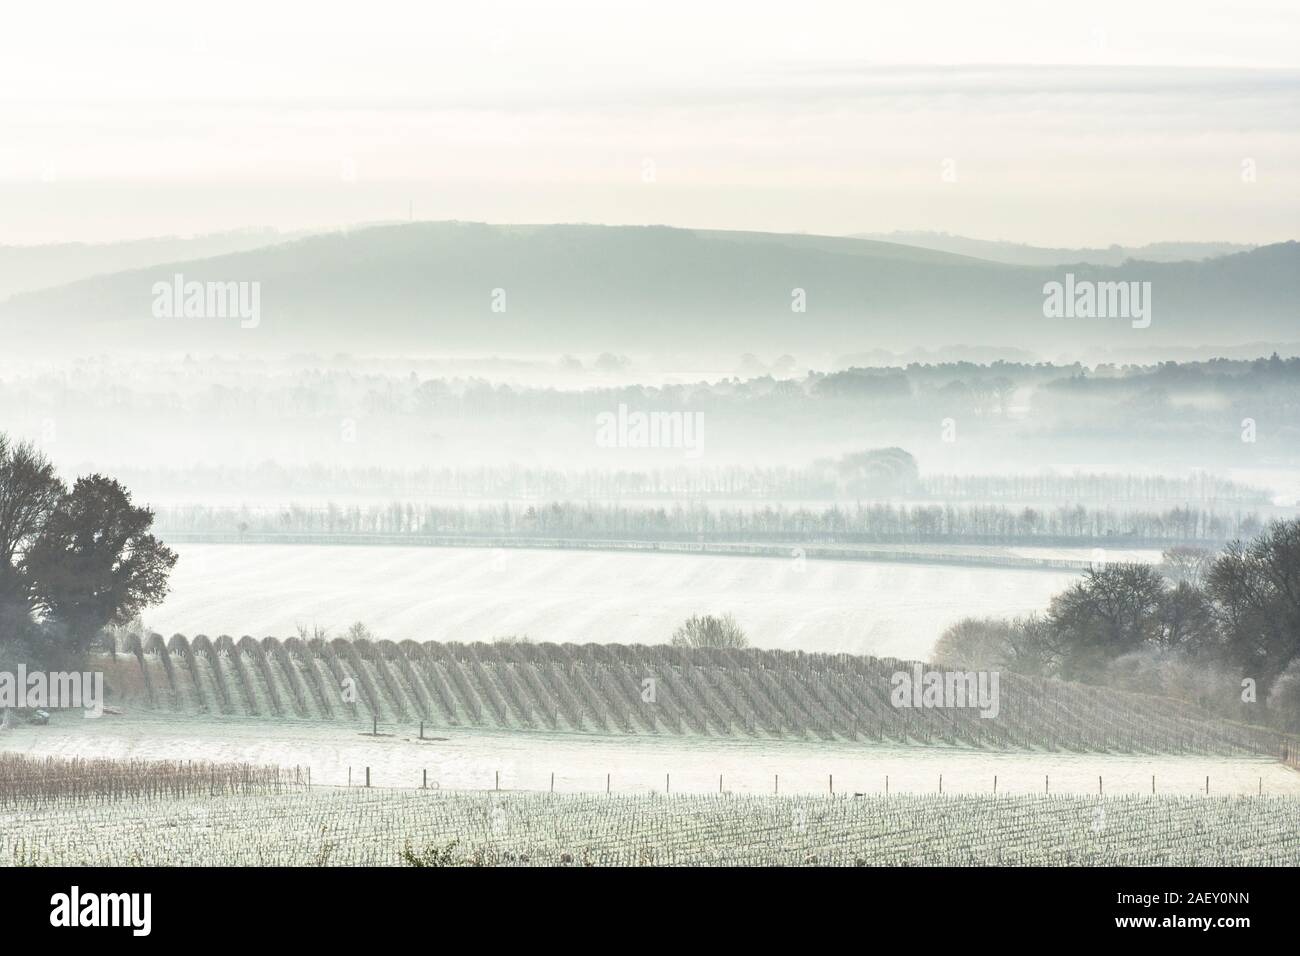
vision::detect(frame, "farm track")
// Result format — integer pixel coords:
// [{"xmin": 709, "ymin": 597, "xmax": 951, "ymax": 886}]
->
[{"xmin": 100, "ymin": 634, "xmax": 1291, "ymax": 759}]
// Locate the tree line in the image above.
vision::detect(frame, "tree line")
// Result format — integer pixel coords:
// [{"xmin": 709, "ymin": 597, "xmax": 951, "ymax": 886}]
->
[
  {"xmin": 10, "ymin": 355, "xmax": 1300, "ymax": 456},
  {"xmin": 112, "ymin": 460, "xmax": 1270, "ymax": 504},
  {"xmin": 155, "ymin": 498, "xmax": 1267, "ymax": 545},
  {"xmin": 935, "ymin": 523, "xmax": 1300, "ymax": 732}
]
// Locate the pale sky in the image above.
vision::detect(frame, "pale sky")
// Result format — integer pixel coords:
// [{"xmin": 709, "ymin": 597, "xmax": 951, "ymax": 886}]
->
[{"xmin": 1, "ymin": 0, "xmax": 1297, "ymax": 245}]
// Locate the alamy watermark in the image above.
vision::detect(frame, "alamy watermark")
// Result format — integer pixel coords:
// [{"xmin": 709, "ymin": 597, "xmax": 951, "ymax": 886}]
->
[
  {"xmin": 595, "ymin": 404, "xmax": 704, "ymax": 458},
  {"xmin": 152, "ymin": 273, "xmax": 261, "ymax": 328},
  {"xmin": 1042, "ymin": 273, "xmax": 1151, "ymax": 329},
  {"xmin": 0, "ymin": 666, "xmax": 105, "ymax": 718},
  {"xmin": 890, "ymin": 664, "xmax": 1000, "ymax": 718},
  {"xmin": 50, "ymin": 886, "xmax": 151, "ymax": 936}
]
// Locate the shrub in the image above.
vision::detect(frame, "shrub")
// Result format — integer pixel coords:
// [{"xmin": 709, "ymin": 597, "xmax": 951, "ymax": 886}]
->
[
  {"xmin": 932, "ymin": 618, "xmax": 1015, "ymax": 670},
  {"xmin": 399, "ymin": 839, "xmax": 462, "ymax": 867},
  {"xmin": 670, "ymin": 614, "xmax": 747, "ymax": 649}
]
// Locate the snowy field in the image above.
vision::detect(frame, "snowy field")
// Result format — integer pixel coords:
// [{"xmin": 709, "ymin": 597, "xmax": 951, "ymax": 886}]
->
[
  {"xmin": 6, "ymin": 715, "xmax": 1296, "ymax": 797},
  {"xmin": 146, "ymin": 544, "xmax": 1082, "ymax": 659},
  {"xmin": 6, "ymin": 788, "xmax": 1298, "ymax": 866}
]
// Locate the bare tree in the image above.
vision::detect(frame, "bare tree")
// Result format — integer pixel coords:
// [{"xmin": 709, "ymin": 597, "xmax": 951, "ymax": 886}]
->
[
  {"xmin": 1159, "ymin": 545, "xmax": 1214, "ymax": 587},
  {"xmin": 670, "ymin": 613, "xmax": 748, "ymax": 649}
]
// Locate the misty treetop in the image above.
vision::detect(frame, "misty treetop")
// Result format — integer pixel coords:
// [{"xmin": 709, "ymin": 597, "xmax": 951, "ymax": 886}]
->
[
  {"xmin": 934, "ymin": 519, "xmax": 1300, "ymax": 732},
  {"xmin": 114, "ymin": 460, "xmax": 1271, "ymax": 506},
  {"xmin": 12, "ymin": 355, "xmax": 1300, "ymax": 420},
  {"xmin": 5, "ymin": 354, "xmax": 1300, "ymax": 480},
  {"xmin": 155, "ymin": 497, "xmax": 1267, "ymax": 546}
]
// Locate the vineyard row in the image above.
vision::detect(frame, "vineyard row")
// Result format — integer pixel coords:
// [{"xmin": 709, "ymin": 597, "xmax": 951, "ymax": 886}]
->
[{"xmin": 99, "ymin": 633, "xmax": 1288, "ymax": 757}]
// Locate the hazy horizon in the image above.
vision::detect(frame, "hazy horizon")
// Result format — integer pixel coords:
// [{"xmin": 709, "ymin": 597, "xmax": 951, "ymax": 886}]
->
[
  {"xmin": 2, "ymin": 1, "xmax": 1297, "ymax": 246},
  {"xmin": 0, "ymin": 219, "xmax": 1284, "ymax": 251}
]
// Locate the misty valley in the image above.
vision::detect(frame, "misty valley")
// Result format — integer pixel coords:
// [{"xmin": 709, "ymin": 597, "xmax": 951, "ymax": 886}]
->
[{"xmin": 0, "ymin": 5, "xmax": 1296, "ymax": 914}]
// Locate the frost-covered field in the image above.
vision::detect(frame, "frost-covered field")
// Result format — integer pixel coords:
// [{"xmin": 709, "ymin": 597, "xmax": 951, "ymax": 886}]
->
[
  {"xmin": 6, "ymin": 716, "xmax": 1296, "ymax": 796},
  {"xmin": 147, "ymin": 544, "xmax": 1079, "ymax": 659},
  {"xmin": 5, "ymin": 787, "xmax": 1297, "ymax": 866}
]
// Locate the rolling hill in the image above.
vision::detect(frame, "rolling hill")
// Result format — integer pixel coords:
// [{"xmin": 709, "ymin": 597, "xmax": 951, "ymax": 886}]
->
[
  {"xmin": 849, "ymin": 232, "xmax": 1257, "ymax": 267},
  {"xmin": 2, "ymin": 222, "xmax": 1295, "ymax": 356},
  {"xmin": 0, "ymin": 227, "xmax": 310, "ymax": 301}
]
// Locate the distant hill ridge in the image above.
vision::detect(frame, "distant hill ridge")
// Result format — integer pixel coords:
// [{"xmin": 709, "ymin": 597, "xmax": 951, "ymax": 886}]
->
[
  {"xmin": 3, "ymin": 222, "xmax": 1295, "ymax": 354},
  {"xmin": 0, "ymin": 227, "xmax": 315, "ymax": 301},
  {"xmin": 850, "ymin": 231, "xmax": 1258, "ymax": 266}
]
